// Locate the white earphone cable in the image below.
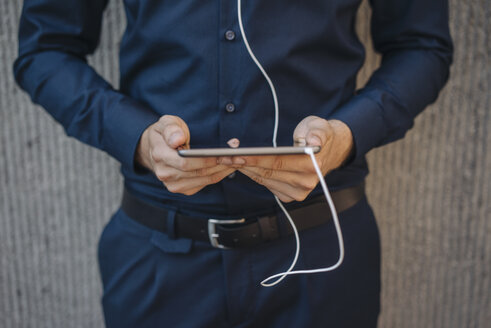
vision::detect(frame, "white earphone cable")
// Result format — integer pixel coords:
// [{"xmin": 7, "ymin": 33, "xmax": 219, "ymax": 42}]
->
[
  {"xmin": 237, "ymin": 0, "xmax": 279, "ymax": 148},
  {"xmin": 237, "ymin": 0, "xmax": 345, "ymax": 287}
]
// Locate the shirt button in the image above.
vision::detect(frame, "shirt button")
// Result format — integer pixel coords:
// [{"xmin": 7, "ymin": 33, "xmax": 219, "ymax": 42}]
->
[
  {"xmin": 225, "ymin": 103, "xmax": 235, "ymax": 113},
  {"xmin": 228, "ymin": 172, "xmax": 236, "ymax": 179},
  {"xmin": 225, "ymin": 30, "xmax": 236, "ymax": 41}
]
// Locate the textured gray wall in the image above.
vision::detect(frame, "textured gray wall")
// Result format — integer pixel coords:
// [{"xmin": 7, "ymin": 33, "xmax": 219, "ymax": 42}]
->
[{"xmin": 0, "ymin": 0, "xmax": 489, "ymax": 327}]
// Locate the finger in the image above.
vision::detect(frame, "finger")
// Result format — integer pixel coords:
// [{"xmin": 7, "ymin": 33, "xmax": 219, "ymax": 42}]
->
[
  {"xmin": 155, "ymin": 115, "xmax": 191, "ymax": 149},
  {"xmin": 162, "ymin": 123, "xmax": 188, "ymax": 149},
  {"xmin": 219, "ymin": 156, "xmax": 245, "ymax": 166},
  {"xmin": 154, "ymin": 164, "xmax": 233, "ymax": 182},
  {"xmin": 293, "ymin": 116, "xmax": 318, "ymax": 145},
  {"xmin": 237, "ymin": 154, "xmax": 317, "ymax": 174},
  {"xmin": 238, "ymin": 168, "xmax": 294, "ymax": 202},
  {"xmin": 165, "ymin": 168, "xmax": 236, "ymax": 195},
  {"xmin": 294, "ymin": 116, "xmax": 334, "ymax": 147},
  {"xmin": 239, "ymin": 168, "xmax": 312, "ymax": 202},
  {"xmin": 268, "ymin": 188, "xmax": 296, "ymax": 203},
  {"xmin": 306, "ymin": 127, "xmax": 332, "ymax": 147},
  {"xmin": 241, "ymin": 166, "xmax": 319, "ymax": 190},
  {"xmin": 237, "ymin": 167, "xmax": 295, "ymax": 202},
  {"xmin": 218, "ymin": 156, "xmax": 234, "ymax": 165},
  {"xmin": 217, "ymin": 138, "xmax": 240, "ymax": 165},
  {"xmin": 166, "ymin": 152, "xmax": 220, "ymax": 172},
  {"xmin": 150, "ymin": 138, "xmax": 219, "ymax": 171}
]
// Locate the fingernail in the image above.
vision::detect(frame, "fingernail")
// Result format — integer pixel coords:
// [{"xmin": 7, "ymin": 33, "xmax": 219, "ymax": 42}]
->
[
  {"xmin": 220, "ymin": 157, "xmax": 233, "ymax": 165},
  {"xmin": 170, "ymin": 132, "xmax": 182, "ymax": 145},
  {"xmin": 233, "ymin": 157, "xmax": 246, "ymax": 165},
  {"xmin": 294, "ymin": 138, "xmax": 306, "ymax": 146}
]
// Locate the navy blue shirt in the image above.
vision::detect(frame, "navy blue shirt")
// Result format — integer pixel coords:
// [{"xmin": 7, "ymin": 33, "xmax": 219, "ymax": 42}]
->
[{"xmin": 14, "ymin": 0, "xmax": 452, "ymax": 217}]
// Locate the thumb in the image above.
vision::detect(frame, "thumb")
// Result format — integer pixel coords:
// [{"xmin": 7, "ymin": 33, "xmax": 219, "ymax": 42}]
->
[
  {"xmin": 293, "ymin": 116, "xmax": 317, "ymax": 145},
  {"xmin": 157, "ymin": 115, "xmax": 191, "ymax": 149},
  {"xmin": 306, "ymin": 120, "xmax": 334, "ymax": 146},
  {"xmin": 306, "ymin": 129, "xmax": 325, "ymax": 146}
]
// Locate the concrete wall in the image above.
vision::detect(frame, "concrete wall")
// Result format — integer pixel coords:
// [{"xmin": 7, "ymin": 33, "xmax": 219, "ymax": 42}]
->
[{"xmin": 0, "ymin": 0, "xmax": 489, "ymax": 327}]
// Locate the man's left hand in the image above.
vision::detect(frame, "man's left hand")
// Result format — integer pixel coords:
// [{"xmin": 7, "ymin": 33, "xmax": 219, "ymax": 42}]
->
[{"xmin": 219, "ymin": 117, "xmax": 354, "ymax": 203}]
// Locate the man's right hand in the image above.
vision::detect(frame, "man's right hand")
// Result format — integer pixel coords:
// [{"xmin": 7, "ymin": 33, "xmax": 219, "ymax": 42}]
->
[{"xmin": 135, "ymin": 115, "xmax": 235, "ymax": 196}]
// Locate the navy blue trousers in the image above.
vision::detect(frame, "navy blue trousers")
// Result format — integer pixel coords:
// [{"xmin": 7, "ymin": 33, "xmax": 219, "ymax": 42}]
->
[{"xmin": 98, "ymin": 197, "xmax": 381, "ymax": 327}]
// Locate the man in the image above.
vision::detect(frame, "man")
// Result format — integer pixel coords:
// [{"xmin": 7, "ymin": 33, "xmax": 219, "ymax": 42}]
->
[{"xmin": 14, "ymin": 0, "xmax": 452, "ymax": 327}]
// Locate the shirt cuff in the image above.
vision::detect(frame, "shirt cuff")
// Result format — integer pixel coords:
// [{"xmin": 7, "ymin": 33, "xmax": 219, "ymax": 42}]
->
[
  {"xmin": 329, "ymin": 93, "xmax": 386, "ymax": 162},
  {"xmin": 102, "ymin": 96, "xmax": 158, "ymax": 172}
]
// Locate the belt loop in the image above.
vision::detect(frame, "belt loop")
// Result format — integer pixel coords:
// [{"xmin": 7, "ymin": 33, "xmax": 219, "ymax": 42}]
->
[{"xmin": 166, "ymin": 210, "xmax": 177, "ymax": 239}]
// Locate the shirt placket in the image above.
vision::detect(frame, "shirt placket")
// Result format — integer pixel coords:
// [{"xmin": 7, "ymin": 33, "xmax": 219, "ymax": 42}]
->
[{"xmin": 218, "ymin": 0, "xmax": 244, "ymax": 211}]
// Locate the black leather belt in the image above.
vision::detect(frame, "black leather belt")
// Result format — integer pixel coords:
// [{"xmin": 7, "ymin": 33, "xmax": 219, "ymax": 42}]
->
[{"xmin": 121, "ymin": 183, "xmax": 365, "ymax": 249}]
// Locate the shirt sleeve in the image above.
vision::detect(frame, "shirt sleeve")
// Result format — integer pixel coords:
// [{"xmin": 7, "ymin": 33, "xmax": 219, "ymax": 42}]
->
[
  {"xmin": 13, "ymin": 0, "xmax": 159, "ymax": 171},
  {"xmin": 330, "ymin": 0, "xmax": 453, "ymax": 161}
]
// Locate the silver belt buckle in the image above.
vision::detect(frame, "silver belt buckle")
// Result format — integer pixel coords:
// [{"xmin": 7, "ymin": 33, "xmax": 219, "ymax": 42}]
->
[{"xmin": 208, "ymin": 218, "xmax": 246, "ymax": 249}]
